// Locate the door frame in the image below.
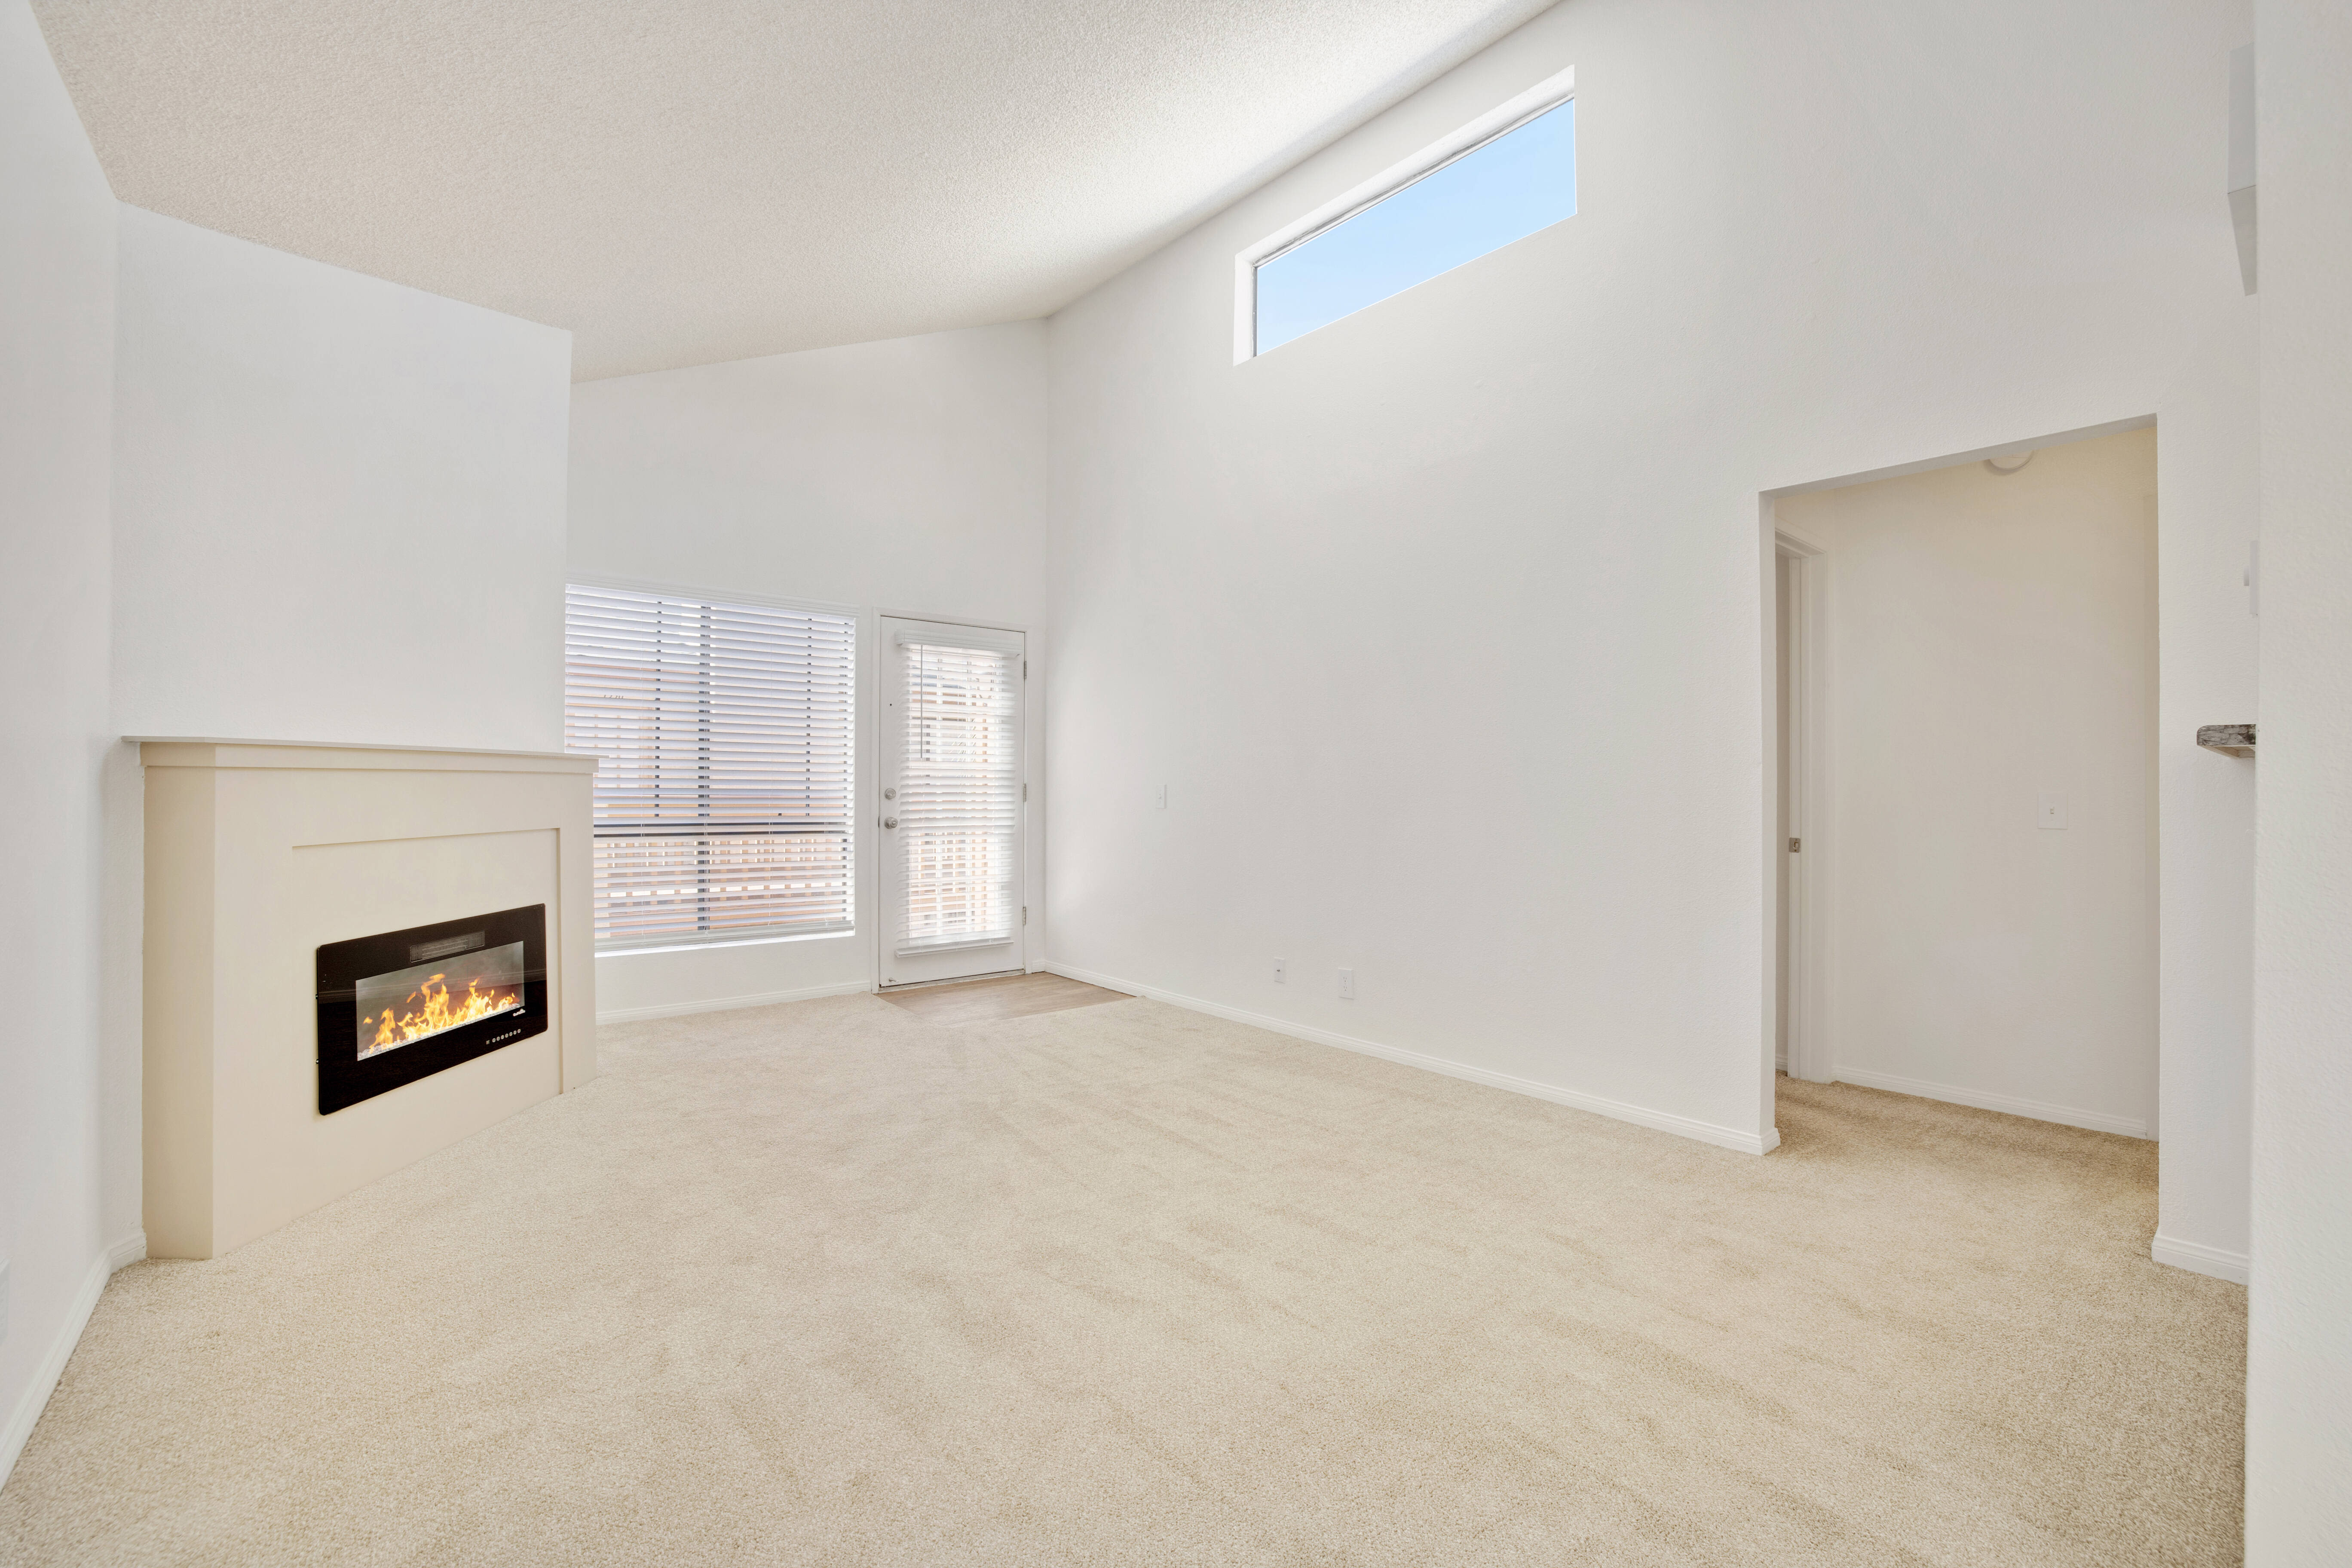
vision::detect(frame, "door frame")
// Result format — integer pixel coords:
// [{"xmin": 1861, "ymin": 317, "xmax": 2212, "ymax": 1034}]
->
[
  {"xmin": 868, "ymin": 608, "xmax": 1040, "ymax": 991},
  {"xmin": 1759, "ymin": 416, "xmax": 2161, "ymax": 1117},
  {"xmin": 1772, "ymin": 527, "xmax": 1830, "ymax": 1085}
]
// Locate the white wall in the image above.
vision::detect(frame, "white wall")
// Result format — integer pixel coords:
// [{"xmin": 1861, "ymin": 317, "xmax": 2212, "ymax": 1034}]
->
[
  {"xmin": 1777, "ymin": 429, "xmax": 2158, "ymax": 1136},
  {"xmin": 2248, "ymin": 0, "xmax": 2352, "ymax": 1556},
  {"xmin": 567, "ymin": 324, "xmax": 1050, "ymax": 1017},
  {"xmin": 2156, "ymin": 300, "xmax": 2259, "ymax": 1280},
  {"xmin": 0, "ymin": 0, "xmax": 119, "ymax": 1488},
  {"xmin": 112, "ymin": 206, "xmax": 573, "ymax": 751},
  {"xmin": 1045, "ymin": 0, "xmax": 2253, "ymax": 1156}
]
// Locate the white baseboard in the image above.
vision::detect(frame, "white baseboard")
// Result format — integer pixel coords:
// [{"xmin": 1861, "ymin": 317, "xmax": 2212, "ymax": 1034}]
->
[
  {"xmin": 2151, "ymin": 1232, "xmax": 2250, "ymax": 1285},
  {"xmin": 0, "ymin": 1230, "xmax": 142, "ymax": 1493},
  {"xmin": 1831, "ymin": 1066, "xmax": 2148, "ymax": 1139},
  {"xmin": 1044, "ymin": 962, "xmax": 1778, "ymax": 1157},
  {"xmin": 597, "ymin": 978, "xmax": 871, "ymax": 1025}
]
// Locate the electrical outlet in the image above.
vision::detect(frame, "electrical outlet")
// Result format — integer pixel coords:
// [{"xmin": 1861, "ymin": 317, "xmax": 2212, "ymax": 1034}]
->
[
  {"xmin": 1155, "ymin": 784, "xmax": 1167, "ymax": 810},
  {"xmin": 1337, "ymin": 968, "xmax": 1355, "ymax": 1000},
  {"xmin": 1273, "ymin": 957, "xmax": 1286, "ymax": 984}
]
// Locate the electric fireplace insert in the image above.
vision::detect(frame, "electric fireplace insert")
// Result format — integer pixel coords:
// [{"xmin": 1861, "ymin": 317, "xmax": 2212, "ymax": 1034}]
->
[{"xmin": 315, "ymin": 904, "xmax": 548, "ymax": 1114}]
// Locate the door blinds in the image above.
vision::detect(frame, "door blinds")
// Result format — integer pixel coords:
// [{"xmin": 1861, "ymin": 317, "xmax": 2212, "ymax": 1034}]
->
[
  {"xmin": 896, "ymin": 636, "xmax": 1020, "ymax": 954},
  {"xmin": 565, "ymin": 584, "xmax": 855, "ymax": 950}
]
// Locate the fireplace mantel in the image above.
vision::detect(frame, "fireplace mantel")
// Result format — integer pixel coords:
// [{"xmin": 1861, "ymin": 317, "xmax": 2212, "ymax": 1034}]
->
[
  {"xmin": 133, "ymin": 736, "xmax": 592, "ymax": 771},
  {"xmin": 141, "ymin": 737, "xmax": 597, "ymax": 1259}
]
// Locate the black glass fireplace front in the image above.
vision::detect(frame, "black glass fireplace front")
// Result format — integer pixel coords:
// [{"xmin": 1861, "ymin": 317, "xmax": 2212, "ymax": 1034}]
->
[{"xmin": 315, "ymin": 904, "xmax": 549, "ymax": 1114}]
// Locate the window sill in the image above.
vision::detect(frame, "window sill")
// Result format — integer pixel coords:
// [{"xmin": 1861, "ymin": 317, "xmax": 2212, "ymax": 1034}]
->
[{"xmin": 598, "ymin": 927, "xmax": 854, "ymax": 958}]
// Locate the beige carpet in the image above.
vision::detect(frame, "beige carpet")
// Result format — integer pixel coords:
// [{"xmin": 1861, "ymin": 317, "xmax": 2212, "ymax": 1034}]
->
[{"xmin": 0, "ymin": 995, "xmax": 2244, "ymax": 1565}]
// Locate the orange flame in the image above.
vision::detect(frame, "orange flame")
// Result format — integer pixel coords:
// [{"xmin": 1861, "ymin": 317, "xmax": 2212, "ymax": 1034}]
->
[{"xmin": 361, "ymin": 973, "xmax": 522, "ymax": 1057}]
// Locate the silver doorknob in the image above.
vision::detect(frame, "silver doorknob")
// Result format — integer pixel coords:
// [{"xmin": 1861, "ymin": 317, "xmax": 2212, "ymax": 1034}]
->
[
  {"xmin": 883, "ymin": 787, "xmax": 896, "ymax": 800},
  {"xmin": 883, "ymin": 816, "xmax": 897, "ymax": 829}
]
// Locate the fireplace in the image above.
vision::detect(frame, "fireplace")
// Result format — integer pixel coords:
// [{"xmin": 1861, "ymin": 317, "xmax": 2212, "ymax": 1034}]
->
[{"xmin": 316, "ymin": 904, "xmax": 550, "ymax": 1114}]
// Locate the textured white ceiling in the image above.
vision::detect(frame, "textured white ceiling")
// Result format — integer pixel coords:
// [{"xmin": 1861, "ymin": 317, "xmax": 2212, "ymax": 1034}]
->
[{"xmin": 35, "ymin": 0, "xmax": 1555, "ymax": 380}]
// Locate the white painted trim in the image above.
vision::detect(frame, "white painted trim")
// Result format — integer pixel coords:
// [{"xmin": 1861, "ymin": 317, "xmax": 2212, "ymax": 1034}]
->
[
  {"xmin": 599, "ymin": 926, "xmax": 855, "ymax": 959},
  {"xmin": 1767, "ymin": 521, "xmax": 1833, "ymax": 1089},
  {"xmin": 1789, "ymin": 528, "xmax": 1830, "ymax": 1084},
  {"xmin": 1045, "ymin": 961, "xmax": 1779, "ymax": 1156},
  {"xmin": 891, "ymin": 624, "xmax": 1023, "ymax": 655},
  {"xmin": 872, "ymin": 606, "xmax": 1035, "ymax": 637},
  {"xmin": 877, "ymin": 967, "xmax": 1026, "ymax": 993},
  {"xmin": 1831, "ymin": 1065, "xmax": 2149, "ymax": 1139},
  {"xmin": 1232, "ymin": 65, "xmax": 1575, "ymax": 364},
  {"xmin": 1756, "ymin": 505, "xmax": 1783, "ymax": 1131},
  {"xmin": 597, "ymin": 978, "xmax": 870, "ymax": 1024},
  {"xmin": 0, "ymin": 1231, "xmax": 141, "ymax": 1492},
  {"xmin": 892, "ymin": 935, "xmax": 1020, "ymax": 959},
  {"xmin": 2151, "ymin": 1232, "xmax": 2250, "ymax": 1285},
  {"xmin": 566, "ymin": 569, "xmax": 861, "ymax": 622}
]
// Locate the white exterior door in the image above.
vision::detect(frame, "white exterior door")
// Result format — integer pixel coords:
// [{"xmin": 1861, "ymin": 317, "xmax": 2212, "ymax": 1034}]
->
[{"xmin": 879, "ymin": 617, "xmax": 1026, "ymax": 986}]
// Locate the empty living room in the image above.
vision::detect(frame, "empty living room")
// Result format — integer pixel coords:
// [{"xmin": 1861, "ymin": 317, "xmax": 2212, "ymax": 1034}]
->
[{"xmin": 5, "ymin": 0, "xmax": 2349, "ymax": 1562}]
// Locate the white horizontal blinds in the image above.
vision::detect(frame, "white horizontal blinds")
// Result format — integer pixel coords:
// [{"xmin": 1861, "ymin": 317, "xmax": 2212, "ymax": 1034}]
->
[
  {"xmin": 896, "ymin": 635, "xmax": 1020, "ymax": 954},
  {"xmin": 564, "ymin": 585, "xmax": 855, "ymax": 950}
]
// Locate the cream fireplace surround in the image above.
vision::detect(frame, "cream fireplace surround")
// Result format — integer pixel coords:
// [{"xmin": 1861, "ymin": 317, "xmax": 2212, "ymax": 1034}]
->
[{"xmin": 140, "ymin": 740, "xmax": 597, "ymax": 1260}]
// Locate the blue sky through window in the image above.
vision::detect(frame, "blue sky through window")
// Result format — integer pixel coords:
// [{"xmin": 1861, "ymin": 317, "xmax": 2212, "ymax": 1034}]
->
[{"xmin": 1255, "ymin": 100, "xmax": 1575, "ymax": 355}]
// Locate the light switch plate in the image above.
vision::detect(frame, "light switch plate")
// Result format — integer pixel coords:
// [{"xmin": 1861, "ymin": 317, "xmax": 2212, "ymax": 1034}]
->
[
  {"xmin": 1155, "ymin": 784, "xmax": 1167, "ymax": 810},
  {"xmin": 2038, "ymin": 791, "xmax": 2068, "ymax": 830}
]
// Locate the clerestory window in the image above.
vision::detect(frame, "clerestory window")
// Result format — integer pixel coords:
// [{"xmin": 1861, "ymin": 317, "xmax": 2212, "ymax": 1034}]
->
[{"xmin": 1238, "ymin": 68, "xmax": 1576, "ymax": 359}]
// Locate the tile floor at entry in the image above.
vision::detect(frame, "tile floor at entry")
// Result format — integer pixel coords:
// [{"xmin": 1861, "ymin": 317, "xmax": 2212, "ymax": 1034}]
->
[{"xmin": 877, "ymin": 970, "xmax": 1130, "ymax": 1025}]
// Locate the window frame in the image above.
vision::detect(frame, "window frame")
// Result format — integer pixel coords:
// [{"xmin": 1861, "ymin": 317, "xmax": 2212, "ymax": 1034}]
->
[
  {"xmin": 564, "ymin": 571, "xmax": 863, "ymax": 956},
  {"xmin": 1233, "ymin": 65, "xmax": 1576, "ymax": 364}
]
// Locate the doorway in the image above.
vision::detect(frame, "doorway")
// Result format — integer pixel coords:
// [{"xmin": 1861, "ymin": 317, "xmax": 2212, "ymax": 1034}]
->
[
  {"xmin": 1766, "ymin": 427, "xmax": 2158, "ymax": 1136},
  {"xmin": 878, "ymin": 616, "xmax": 1028, "ymax": 988}
]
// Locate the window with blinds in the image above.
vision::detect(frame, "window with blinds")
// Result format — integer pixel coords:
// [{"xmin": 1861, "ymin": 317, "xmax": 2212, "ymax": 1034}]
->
[
  {"xmin": 895, "ymin": 635, "xmax": 1021, "ymax": 954},
  {"xmin": 564, "ymin": 584, "xmax": 855, "ymax": 951}
]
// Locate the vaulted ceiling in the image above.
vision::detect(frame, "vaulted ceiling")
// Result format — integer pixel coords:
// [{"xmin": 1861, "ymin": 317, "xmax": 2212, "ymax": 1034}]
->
[{"xmin": 35, "ymin": 0, "xmax": 1554, "ymax": 379}]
